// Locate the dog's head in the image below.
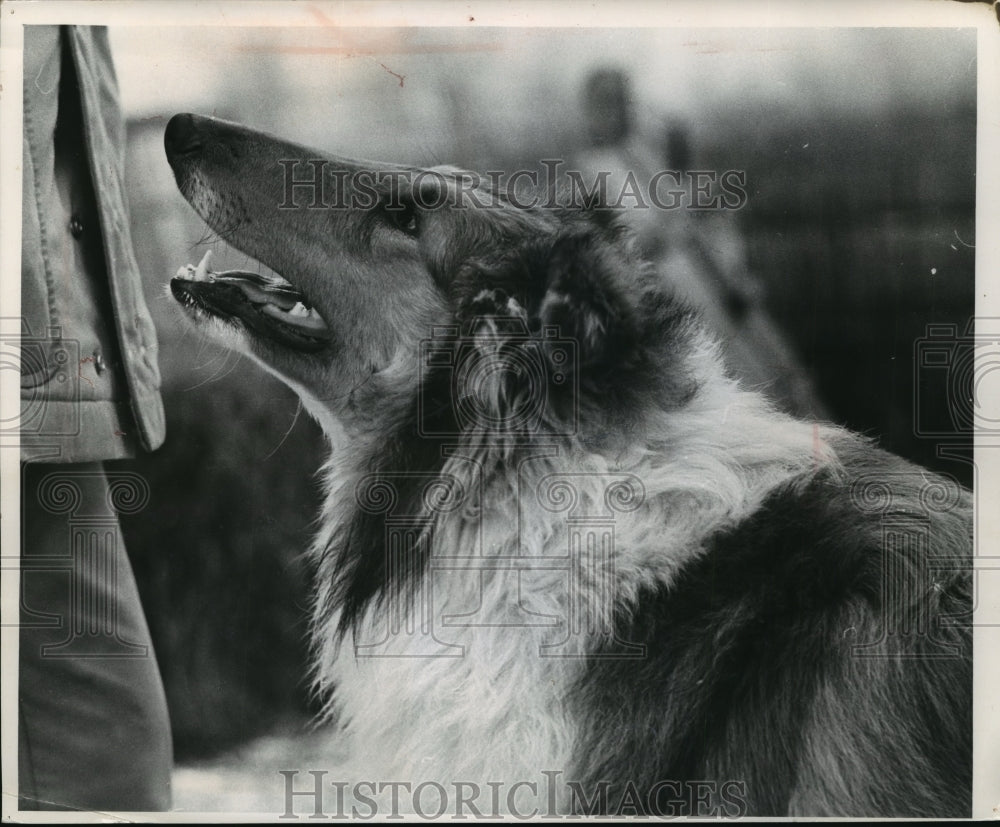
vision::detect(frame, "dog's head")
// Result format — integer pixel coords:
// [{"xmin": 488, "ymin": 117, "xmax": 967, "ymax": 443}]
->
[{"xmin": 165, "ymin": 114, "xmax": 701, "ymax": 444}]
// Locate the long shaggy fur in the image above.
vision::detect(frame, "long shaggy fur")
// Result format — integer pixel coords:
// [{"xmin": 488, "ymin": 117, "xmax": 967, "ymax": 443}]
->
[{"xmin": 165, "ymin": 114, "xmax": 972, "ymax": 817}]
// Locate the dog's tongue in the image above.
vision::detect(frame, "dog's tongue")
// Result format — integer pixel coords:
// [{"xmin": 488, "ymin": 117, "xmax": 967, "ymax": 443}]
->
[
  {"xmin": 176, "ymin": 251, "xmax": 329, "ymax": 334},
  {"xmin": 215, "ymin": 273, "xmax": 301, "ymax": 311}
]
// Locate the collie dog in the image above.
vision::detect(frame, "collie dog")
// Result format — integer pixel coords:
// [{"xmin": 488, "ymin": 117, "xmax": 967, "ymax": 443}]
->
[{"xmin": 164, "ymin": 113, "xmax": 972, "ymax": 817}]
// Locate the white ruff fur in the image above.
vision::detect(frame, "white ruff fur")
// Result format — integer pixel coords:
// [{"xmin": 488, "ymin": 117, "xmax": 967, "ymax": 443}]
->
[{"xmin": 305, "ymin": 338, "xmax": 844, "ymax": 808}]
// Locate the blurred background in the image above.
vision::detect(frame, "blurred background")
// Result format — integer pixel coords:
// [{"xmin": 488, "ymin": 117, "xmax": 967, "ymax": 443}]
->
[{"xmin": 105, "ymin": 24, "xmax": 976, "ymax": 802}]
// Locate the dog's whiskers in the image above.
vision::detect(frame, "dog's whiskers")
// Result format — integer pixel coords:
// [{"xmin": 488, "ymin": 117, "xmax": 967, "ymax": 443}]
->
[
  {"xmin": 179, "ymin": 343, "xmax": 243, "ymax": 391},
  {"xmin": 263, "ymin": 398, "xmax": 304, "ymax": 461}
]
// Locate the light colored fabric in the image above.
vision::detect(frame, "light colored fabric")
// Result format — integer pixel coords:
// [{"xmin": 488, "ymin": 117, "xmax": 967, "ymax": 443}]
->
[{"xmin": 21, "ymin": 25, "xmax": 164, "ymax": 462}]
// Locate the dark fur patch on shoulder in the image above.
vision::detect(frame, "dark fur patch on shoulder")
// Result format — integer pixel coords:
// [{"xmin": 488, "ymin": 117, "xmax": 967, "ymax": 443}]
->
[{"xmin": 570, "ymin": 443, "xmax": 972, "ymax": 817}]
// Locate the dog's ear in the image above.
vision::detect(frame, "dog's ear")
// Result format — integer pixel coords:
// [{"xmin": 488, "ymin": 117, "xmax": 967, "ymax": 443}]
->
[
  {"xmin": 446, "ymin": 287, "xmax": 543, "ymax": 433},
  {"xmin": 453, "ymin": 229, "xmax": 633, "ymax": 372},
  {"xmin": 441, "ymin": 226, "xmax": 696, "ymax": 435},
  {"xmin": 441, "ymin": 228, "xmax": 644, "ymax": 434},
  {"xmin": 532, "ymin": 230, "xmax": 634, "ymax": 371}
]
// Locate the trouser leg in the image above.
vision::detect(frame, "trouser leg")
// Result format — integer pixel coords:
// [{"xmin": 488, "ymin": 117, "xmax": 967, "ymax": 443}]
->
[{"xmin": 18, "ymin": 461, "xmax": 172, "ymax": 811}]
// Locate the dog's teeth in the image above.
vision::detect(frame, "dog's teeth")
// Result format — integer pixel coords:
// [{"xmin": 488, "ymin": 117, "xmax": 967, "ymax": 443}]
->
[
  {"xmin": 194, "ymin": 250, "xmax": 213, "ymax": 280},
  {"xmin": 177, "ymin": 251, "xmax": 215, "ymax": 282},
  {"xmin": 284, "ymin": 302, "xmax": 324, "ymax": 321}
]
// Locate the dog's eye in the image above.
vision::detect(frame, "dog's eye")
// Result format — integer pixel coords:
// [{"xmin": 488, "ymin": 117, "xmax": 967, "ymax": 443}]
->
[{"xmin": 385, "ymin": 202, "xmax": 419, "ymax": 237}]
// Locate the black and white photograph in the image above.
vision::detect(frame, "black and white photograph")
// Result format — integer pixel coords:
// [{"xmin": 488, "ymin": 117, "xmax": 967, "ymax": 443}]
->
[{"xmin": 2, "ymin": 0, "xmax": 998, "ymax": 820}]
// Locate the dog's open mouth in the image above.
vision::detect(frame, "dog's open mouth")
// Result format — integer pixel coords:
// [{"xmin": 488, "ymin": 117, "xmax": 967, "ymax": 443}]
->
[{"xmin": 171, "ymin": 252, "xmax": 331, "ymax": 351}]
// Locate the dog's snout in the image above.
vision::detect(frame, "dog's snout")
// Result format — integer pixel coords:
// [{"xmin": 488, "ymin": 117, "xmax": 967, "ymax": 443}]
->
[{"xmin": 164, "ymin": 113, "xmax": 203, "ymax": 158}]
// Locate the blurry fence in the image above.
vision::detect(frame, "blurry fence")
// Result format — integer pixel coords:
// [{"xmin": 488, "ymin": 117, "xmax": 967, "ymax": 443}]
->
[{"xmin": 724, "ymin": 106, "xmax": 976, "ymax": 484}]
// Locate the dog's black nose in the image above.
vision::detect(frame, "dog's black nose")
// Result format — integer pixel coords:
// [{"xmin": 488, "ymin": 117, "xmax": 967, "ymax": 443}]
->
[{"xmin": 164, "ymin": 113, "xmax": 203, "ymax": 157}]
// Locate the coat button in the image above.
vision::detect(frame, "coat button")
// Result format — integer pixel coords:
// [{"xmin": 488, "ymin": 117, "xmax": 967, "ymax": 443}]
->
[
  {"xmin": 94, "ymin": 351, "xmax": 106, "ymax": 375},
  {"xmin": 70, "ymin": 215, "xmax": 84, "ymax": 238}
]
